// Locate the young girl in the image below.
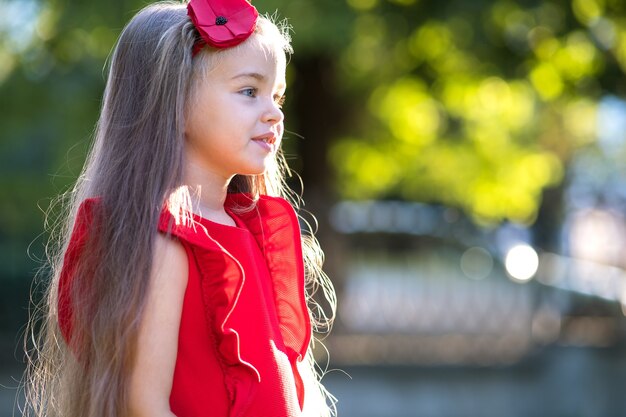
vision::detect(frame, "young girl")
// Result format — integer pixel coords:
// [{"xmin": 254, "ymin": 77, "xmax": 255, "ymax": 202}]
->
[{"xmin": 25, "ymin": 1, "xmax": 336, "ymax": 416}]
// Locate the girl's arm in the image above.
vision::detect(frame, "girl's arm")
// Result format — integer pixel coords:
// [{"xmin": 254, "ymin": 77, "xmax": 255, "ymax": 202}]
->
[{"xmin": 128, "ymin": 234, "xmax": 188, "ymax": 417}]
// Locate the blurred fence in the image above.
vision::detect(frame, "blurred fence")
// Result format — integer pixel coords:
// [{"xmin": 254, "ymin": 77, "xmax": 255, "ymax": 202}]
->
[{"xmin": 317, "ymin": 199, "xmax": 626, "ymax": 416}]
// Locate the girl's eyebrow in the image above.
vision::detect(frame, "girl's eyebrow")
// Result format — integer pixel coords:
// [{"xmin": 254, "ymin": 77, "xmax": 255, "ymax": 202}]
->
[{"xmin": 231, "ymin": 72, "xmax": 265, "ymax": 81}]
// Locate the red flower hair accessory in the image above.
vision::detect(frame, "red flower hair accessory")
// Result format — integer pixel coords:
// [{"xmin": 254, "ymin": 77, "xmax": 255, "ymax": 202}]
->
[{"xmin": 188, "ymin": 0, "xmax": 259, "ymax": 54}]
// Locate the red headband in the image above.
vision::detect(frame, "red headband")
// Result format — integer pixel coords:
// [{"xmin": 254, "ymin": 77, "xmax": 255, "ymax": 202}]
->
[{"xmin": 187, "ymin": 0, "xmax": 259, "ymax": 55}]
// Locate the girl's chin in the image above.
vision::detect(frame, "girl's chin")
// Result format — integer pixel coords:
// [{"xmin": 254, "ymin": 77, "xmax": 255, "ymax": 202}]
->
[
  {"xmin": 240, "ymin": 158, "xmax": 275, "ymax": 176},
  {"xmin": 236, "ymin": 165, "xmax": 271, "ymax": 177}
]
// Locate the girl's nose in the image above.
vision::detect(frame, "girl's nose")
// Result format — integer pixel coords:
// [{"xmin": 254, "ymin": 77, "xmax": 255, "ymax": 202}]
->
[{"xmin": 262, "ymin": 99, "xmax": 284, "ymax": 125}]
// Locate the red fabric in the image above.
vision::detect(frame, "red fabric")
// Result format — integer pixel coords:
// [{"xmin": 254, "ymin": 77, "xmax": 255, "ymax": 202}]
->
[
  {"xmin": 187, "ymin": 0, "xmax": 258, "ymax": 50},
  {"xmin": 58, "ymin": 194, "xmax": 311, "ymax": 417},
  {"xmin": 58, "ymin": 197, "xmax": 99, "ymax": 346}
]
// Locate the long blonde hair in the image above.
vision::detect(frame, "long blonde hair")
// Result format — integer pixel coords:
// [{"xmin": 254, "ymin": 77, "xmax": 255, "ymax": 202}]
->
[{"xmin": 24, "ymin": 2, "xmax": 336, "ymax": 416}]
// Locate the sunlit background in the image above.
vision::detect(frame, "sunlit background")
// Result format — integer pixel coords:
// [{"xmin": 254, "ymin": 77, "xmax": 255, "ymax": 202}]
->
[{"xmin": 2, "ymin": 0, "xmax": 626, "ymax": 415}]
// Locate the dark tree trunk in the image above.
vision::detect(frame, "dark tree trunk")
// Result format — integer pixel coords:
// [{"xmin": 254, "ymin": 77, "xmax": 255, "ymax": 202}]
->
[
  {"xmin": 291, "ymin": 54, "xmax": 341, "ymax": 201},
  {"xmin": 533, "ymin": 181, "xmax": 565, "ymax": 253},
  {"xmin": 292, "ymin": 54, "xmax": 349, "ymax": 331}
]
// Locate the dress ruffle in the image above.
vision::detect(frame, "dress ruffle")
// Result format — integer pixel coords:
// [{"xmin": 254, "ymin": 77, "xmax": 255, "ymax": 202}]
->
[{"xmin": 158, "ymin": 193, "xmax": 311, "ymax": 415}]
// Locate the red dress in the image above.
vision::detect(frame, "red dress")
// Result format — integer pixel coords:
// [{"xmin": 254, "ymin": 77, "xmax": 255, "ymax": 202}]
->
[{"xmin": 58, "ymin": 194, "xmax": 312, "ymax": 417}]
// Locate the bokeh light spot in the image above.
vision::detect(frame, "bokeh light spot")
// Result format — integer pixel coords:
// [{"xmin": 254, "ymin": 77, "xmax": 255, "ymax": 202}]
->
[{"xmin": 505, "ymin": 244, "xmax": 539, "ymax": 282}]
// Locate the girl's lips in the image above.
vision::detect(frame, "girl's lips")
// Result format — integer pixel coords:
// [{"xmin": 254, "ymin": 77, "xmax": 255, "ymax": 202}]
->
[
  {"xmin": 252, "ymin": 132, "xmax": 276, "ymax": 144},
  {"xmin": 251, "ymin": 132, "xmax": 277, "ymax": 152}
]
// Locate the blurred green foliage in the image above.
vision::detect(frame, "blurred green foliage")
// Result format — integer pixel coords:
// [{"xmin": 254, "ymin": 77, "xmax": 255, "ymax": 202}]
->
[
  {"xmin": 1, "ymin": 0, "xmax": 626, "ymax": 284},
  {"xmin": 329, "ymin": 0, "xmax": 626, "ymax": 224}
]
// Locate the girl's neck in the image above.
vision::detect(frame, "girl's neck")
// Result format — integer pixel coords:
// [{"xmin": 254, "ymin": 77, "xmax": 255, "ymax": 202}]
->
[{"xmin": 182, "ymin": 161, "xmax": 235, "ymax": 225}]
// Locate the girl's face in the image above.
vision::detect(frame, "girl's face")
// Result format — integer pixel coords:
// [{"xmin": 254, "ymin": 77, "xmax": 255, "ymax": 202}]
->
[{"xmin": 184, "ymin": 34, "xmax": 287, "ymax": 180}]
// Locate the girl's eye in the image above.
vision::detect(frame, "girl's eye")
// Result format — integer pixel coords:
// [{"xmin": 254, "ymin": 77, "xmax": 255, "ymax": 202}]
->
[
  {"xmin": 275, "ymin": 94, "xmax": 286, "ymax": 108},
  {"xmin": 241, "ymin": 88, "xmax": 257, "ymax": 97}
]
